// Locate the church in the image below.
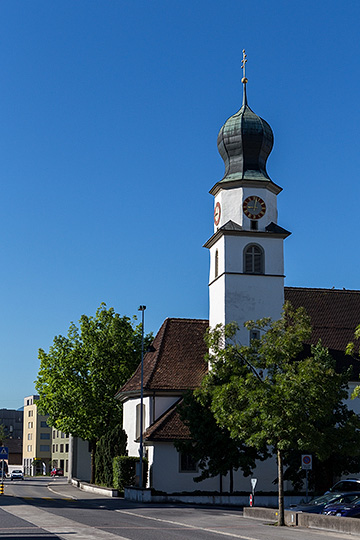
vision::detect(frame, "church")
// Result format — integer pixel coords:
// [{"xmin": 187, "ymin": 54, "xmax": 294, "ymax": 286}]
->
[{"xmin": 116, "ymin": 56, "xmax": 360, "ymax": 495}]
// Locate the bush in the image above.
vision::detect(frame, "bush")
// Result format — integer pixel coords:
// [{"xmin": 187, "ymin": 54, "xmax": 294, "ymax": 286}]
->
[{"xmin": 113, "ymin": 456, "xmax": 148, "ymax": 490}]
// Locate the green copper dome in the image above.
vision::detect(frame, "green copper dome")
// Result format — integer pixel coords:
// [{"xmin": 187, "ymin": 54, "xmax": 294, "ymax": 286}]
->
[{"xmin": 217, "ymin": 84, "xmax": 274, "ymax": 183}]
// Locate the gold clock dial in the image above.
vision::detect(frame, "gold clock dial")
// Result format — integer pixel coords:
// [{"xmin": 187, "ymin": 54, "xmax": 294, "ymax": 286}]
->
[{"xmin": 243, "ymin": 196, "xmax": 266, "ymax": 219}]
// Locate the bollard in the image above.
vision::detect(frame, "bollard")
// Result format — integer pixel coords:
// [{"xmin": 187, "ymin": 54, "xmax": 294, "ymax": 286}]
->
[
  {"xmin": 249, "ymin": 493, "xmax": 253, "ymax": 507},
  {"xmin": 0, "ymin": 483, "xmax": 4, "ymax": 495}
]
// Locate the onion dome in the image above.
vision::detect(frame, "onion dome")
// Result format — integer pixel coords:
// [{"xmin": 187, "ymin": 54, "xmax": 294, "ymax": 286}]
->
[{"xmin": 217, "ymin": 82, "xmax": 274, "ymax": 183}]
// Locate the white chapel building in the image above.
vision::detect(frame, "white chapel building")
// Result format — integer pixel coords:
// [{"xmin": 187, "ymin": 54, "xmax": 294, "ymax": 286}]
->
[{"xmin": 117, "ymin": 73, "xmax": 360, "ymax": 495}]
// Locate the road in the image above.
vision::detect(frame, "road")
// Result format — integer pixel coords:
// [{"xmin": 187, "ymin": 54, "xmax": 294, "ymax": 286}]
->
[{"xmin": 0, "ymin": 476, "xmax": 355, "ymax": 540}]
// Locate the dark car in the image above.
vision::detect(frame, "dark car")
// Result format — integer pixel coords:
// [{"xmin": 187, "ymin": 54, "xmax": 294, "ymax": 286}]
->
[
  {"xmin": 322, "ymin": 496, "xmax": 360, "ymax": 517},
  {"xmin": 286, "ymin": 492, "xmax": 360, "ymax": 514},
  {"xmin": 327, "ymin": 479, "xmax": 360, "ymax": 493},
  {"xmin": 50, "ymin": 467, "xmax": 64, "ymax": 477}
]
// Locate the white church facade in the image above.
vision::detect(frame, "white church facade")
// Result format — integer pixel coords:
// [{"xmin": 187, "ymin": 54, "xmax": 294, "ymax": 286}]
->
[{"xmin": 117, "ymin": 69, "xmax": 360, "ymax": 495}]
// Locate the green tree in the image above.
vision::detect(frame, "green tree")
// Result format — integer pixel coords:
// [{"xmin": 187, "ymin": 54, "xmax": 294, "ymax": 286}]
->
[
  {"xmin": 95, "ymin": 424, "xmax": 127, "ymax": 487},
  {"xmin": 35, "ymin": 303, "xmax": 153, "ymax": 483},
  {"xmin": 200, "ymin": 302, "xmax": 357, "ymax": 525},
  {"xmin": 175, "ymin": 391, "xmax": 269, "ymax": 492}
]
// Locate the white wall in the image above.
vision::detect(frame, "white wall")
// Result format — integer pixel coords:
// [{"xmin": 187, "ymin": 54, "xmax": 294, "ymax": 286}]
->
[{"xmin": 150, "ymin": 442, "xmax": 279, "ymax": 493}]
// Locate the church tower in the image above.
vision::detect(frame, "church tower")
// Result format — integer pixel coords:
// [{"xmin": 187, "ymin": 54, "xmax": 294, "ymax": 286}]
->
[{"xmin": 204, "ymin": 52, "xmax": 290, "ymax": 344}]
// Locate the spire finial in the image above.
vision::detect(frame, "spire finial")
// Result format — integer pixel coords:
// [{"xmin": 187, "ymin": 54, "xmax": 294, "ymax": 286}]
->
[{"xmin": 241, "ymin": 49, "xmax": 248, "ymax": 84}]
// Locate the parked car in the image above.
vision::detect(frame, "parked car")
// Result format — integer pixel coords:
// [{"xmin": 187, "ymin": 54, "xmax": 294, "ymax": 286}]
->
[
  {"xmin": 10, "ymin": 470, "xmax": 24, "ymax": 481},
  {"xmin": 327, "ymin": 479, "xmax": 360, "ymax": 493},
  {"xmin": 50, "ymin": 467, "xmax": 64, "ymax": 477},
  {"xmin": 322, "ymin": 496, "xmax": 360, "ymax": 517},
  {"xmin": 286, "ymin": 492, "xmax": 360, "ymax": 514}
]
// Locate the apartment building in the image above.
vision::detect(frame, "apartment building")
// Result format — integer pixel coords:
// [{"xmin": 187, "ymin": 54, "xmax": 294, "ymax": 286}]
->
[
  {"xmin": 22, "ymin": 395, "xmax": 51, "ymax": 475},
  {"xmin": 51, "ymin": 429, "xmax": 69, "ymax": 474}
]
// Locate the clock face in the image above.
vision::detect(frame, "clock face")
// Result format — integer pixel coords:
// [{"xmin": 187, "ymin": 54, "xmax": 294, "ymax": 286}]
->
[
  {"xmin": 214, "ymin": 202, "xmax": 221, "ymax": 226},
  {"xmin": 243, "ymin": 196, "xmax": 266, "ymax": 219}
]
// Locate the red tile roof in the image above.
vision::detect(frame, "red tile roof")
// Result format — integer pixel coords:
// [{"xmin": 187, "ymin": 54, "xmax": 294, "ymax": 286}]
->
[
  {"xmin": 143, "ymin": 399, "xmax": 190, "ymax": 442},
  {"xmin": 284, "ymin": 287, "xmax": 360, "ymax": 351},
  {"xmin": 116, "ymin": 318, "xmax": 208, "ymax": 398}
]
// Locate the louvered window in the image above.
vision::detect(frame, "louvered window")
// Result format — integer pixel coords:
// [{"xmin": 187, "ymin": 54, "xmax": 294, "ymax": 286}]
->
[{"xmin": 244, "ymin": 244, "xmax": 264, "ymax": 274}]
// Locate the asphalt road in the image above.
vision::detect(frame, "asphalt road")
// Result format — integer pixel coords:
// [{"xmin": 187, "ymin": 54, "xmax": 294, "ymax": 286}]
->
[{"xmin": 0, "ymin": 476, "xmax": 356, "ymax": 540}]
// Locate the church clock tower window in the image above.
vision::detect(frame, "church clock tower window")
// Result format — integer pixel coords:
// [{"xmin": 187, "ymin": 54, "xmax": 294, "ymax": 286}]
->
[{"xmin": 244, "ymin": 244, "xmax": 264, "ymax": 274}]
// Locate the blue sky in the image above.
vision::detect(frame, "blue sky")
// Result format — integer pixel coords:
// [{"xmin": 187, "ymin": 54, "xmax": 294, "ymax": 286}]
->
[{"xmin": 1, "ymin": 0, "xmax": 360, "ymax": 409}]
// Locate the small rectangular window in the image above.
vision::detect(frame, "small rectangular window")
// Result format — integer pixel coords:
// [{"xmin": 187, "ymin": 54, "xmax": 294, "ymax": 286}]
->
[
  {"xmin": 40, "ymin": 445, "xmax": 50, "ymax": 452},
  {"xmin": 135, "ymin": 403, "xmax": 145, "ymax": 440},
  {"xmin": 250, "ymin": 330, "xmax": 260, "ymax": 343},
  {"xmin": 40, "ymin": 433, "xmax": 50, "ymax": 440},
  {"xmin": 28, "ymin": 410, "xmax": 33, "ymax": 417},
  {"xmin": 27, "ymin": 445, "xmax": 32, "ymax": 452},
  {"xmin": 179, "ymin": 452, "xmax": 197, "ymax": 472},
  {"xmin": 250, "ymin": 220, "xmax": 258, "ymax": 230},
  {"xmin": 65, "ymin": 444, "xmax": 69, "ymax": 452},
  {"xmin": 27, "ymin": 433, "xmax": 32, "ymax": 440},
  {"xmin": 60, "ymin": 444, "xmax": 64, "ymax": 453},
  {"xmin": 40, "ymin": 421, "xmax": 48, "ymax": 428},
  {"xmin": 28, "ymin": 422, "xmax": 33, "ymax": 429}
]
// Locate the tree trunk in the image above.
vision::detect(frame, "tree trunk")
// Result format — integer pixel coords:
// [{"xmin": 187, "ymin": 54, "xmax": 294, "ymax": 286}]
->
[
  {"xmin": 277, "ymin": 447, "xmax": 284, "ymax": 526},
  {"xmin": 219, "ymin": 473, "xmax": 223, "ymax": 494},
  {"xmin": 230, "ymin": 468, "xmax": 233, "ymax": 493}
]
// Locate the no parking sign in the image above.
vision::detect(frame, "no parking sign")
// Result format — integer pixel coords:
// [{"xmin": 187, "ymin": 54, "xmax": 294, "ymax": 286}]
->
[{"xmin": 301, "ymin": 454, "xmax": 312, "ymax": 470}]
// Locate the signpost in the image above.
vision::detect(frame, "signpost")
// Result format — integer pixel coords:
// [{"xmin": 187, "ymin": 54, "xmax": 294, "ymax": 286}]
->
[
  {"xmin": 301, "ymin": 454, "xmax": 312, "ymax": 502},
  {"xmin": 0, "ymin": 447, "xmax": 9, "ymax": 495},
  {"xmin": 250, "ymin": 478, "xmax": 257, "ymax": 507}
]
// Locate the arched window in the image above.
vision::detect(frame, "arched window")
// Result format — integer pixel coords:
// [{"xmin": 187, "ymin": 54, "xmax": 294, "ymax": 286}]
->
[
  {"xmin": 244, "ymin": 244, "xmax": 264, "ymax": 274},
  {"xmin": 215, "ymin": 249, "xmax": 219, "ymax": 278}
]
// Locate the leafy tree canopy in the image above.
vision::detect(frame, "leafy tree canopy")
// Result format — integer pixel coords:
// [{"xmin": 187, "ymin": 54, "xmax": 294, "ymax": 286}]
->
[
  {"xmin": 200, "ymin": 302, "xmax": 359, "ymax": 525},
  {"xmin": 35, "ymin": 303, "xmax": 153, "ymax": 443},
  {"xmin": 175, "ymin": 391, "xmax": 269, "ymax": 491}
]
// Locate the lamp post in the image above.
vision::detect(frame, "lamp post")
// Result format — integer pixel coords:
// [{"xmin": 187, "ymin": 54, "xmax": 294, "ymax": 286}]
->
[{"xmin": 138, "ymin": 305, "xmax": 146, "ymax": 488}]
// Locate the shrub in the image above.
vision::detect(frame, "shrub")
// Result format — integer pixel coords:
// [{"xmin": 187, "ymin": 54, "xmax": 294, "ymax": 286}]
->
[{"xmin": 113, "ymin": 456, "xmax": 148, "ymax": 490}]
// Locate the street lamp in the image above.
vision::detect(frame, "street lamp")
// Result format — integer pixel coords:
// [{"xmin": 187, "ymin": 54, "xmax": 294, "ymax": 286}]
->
[{"xmin": 138, "ymin": 305, "xmax": 146, "ymax": 488}]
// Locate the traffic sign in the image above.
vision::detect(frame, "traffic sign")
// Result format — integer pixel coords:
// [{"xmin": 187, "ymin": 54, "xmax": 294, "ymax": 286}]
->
[
  {"xmin": 301, "ymin": 454, "xmax": 312, "ymax": 470},
  {"xmin": 251, "ymin": 478, "xmax": 258, "ymax": 491},
  {"xmin": 0, "ymin": 447, "xmax": 8, "ymax": 460}
]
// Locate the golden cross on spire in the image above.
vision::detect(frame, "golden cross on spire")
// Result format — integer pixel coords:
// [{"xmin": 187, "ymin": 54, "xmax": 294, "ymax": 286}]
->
[{"xmin": 241, "ymin": 49, "xmax": 248, "ymax": 84}]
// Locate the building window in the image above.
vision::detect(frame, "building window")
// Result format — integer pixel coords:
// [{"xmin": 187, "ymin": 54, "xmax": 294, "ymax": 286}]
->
[
  {"xmin": 60, "ymin": 444, "xmax": 64, "ymax": 453},
  {"xmin": 61, "ymin": 432, "xmax": 65, "ymax": 438},
  {"xmin": 27, "ymin": 445, "xmax": 32, "ymax": 452},
  {"xmin": 27, "ymin": 433, "xmax": 32, "ymax": 440},
  {"xmin": 65, "ymin": 444, "xmax": 69, "ymax": 452},
  {"xmin": 250, "ymin": 220, "xmax": 258, "ymax": 230},
  {"xmin": 28, "ymin": 410, "xmax": 33, "ymax": 417},
  {"xmin": 250, "ymin": 330, "xmax": 260, "ymax": 343},
  {"xmin": 244, "ymin": 244, "xmax": 264, "ymax": 274},
  {"xmin": 52, "ymin": 444, "xmax": 55, "ymax": 453},
  {"xmin": 40, "ymin": 433, "xmax": 50, "ymax": 439},
  {"xmin": 40, "ymin": 445, "xmax": 50, "ymax": 452},
  {"xmin": 40, "ymin": 421, "xmax": 48, "ymax": 428},
  {"xmin": 179, "ymin": 452, "xmax": 197, "ymax": 472},
  {"xmin": 28, "ymin": 422, "xmax": 33, "ymax": 429},
  {"xmin": 215, "ymin": 249, "xmax": 219, "ymax": 278},
  {"xmin": 56, "ymin": 444, "xmax": 58, "ymax": 452},
  {"xmin": 135, "ymin": 403, "xmax": 145, "ymax": 440}
]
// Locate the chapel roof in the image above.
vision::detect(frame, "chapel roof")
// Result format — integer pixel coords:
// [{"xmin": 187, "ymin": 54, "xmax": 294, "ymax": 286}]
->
[
  {"xmin": 116, "ymin": 318, "xmax": 208, "ymax": 398},
  {"xmin": 284, "ymin": 287, "xmax": 360, "ymax": 352},
  {"xmin": 143, "ymin": 399, "xmax": 190, "ymax": 443}
]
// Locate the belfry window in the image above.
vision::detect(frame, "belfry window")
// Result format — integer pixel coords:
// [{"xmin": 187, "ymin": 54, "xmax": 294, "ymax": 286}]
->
[
  {"xmin": 215, "ymin": 250, "xmax": 219, "ymax": 278},
  {"xmin": 244, "ymin": 244, "xmax": 264, "ymax": 274}
]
